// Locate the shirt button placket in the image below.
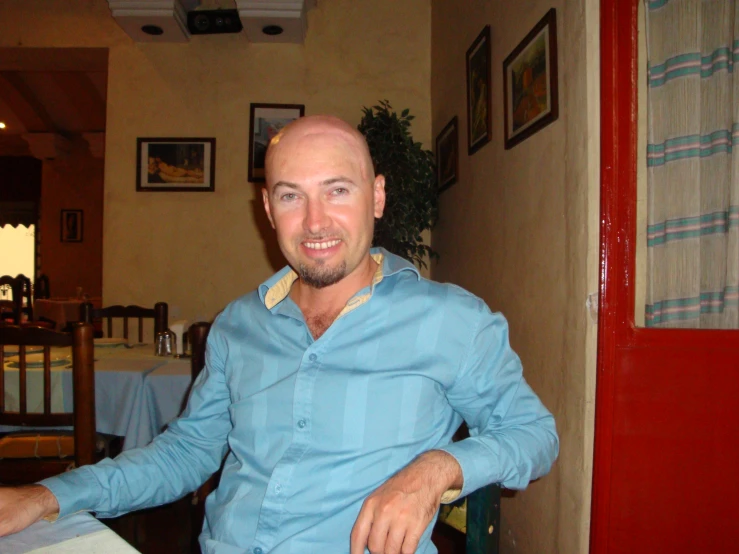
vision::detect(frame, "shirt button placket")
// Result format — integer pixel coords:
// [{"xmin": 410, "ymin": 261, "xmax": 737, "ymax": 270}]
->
[{"xmin": 253, "ymin": 548, "xmax": 263, "ymax": 554}]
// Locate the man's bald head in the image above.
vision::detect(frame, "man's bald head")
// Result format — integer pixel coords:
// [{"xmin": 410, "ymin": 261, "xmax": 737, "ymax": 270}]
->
[{"xmin": 264, "ymin": 115, "xmax": 375, "ymax": 186}]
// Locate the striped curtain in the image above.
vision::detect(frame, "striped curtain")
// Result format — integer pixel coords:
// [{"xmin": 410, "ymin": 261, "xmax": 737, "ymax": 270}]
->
[{"xmin": 645, "ymin": 0, "xmax": 739, "ymax": 328}]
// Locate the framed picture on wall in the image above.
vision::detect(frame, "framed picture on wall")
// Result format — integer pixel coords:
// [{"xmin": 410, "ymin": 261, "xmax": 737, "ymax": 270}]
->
[
  {"xmin": 136, "ymin": 137, "xmax": 216, "ymax": 192},
  {"xmin": 248, "ymin": 103, "xmax": 305, "ymax": 183},
  {"xmin": 503, "ymin": 8, "xmax": 559, "ymax": 149},
  {"xmin": 60, "ymin": 209, "xmax": 83, "ymax": 243},
  {"xmin": 466, "ymin": 25, "xmax": 493, "ymax": 155},
  {"xmin": 436, "ymin": 116, "xmax": 459, "ymax": 193}
]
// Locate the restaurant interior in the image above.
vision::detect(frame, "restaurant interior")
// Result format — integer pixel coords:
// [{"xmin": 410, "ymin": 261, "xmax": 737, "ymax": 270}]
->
[{"xmin": 0, "ymin": 1, "xmax": 602, "ymax": 553}]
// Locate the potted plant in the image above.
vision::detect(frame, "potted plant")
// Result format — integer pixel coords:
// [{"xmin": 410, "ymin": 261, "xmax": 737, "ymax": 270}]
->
[{"xmin": 358, "ymin": 100, "xmax": 439, "ymax": 268}]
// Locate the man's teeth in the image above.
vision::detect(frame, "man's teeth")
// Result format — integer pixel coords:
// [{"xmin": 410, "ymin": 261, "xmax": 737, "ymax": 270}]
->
[{"xmin": 304, "ymin": 240, "xmax": 341, "ymax": 250}]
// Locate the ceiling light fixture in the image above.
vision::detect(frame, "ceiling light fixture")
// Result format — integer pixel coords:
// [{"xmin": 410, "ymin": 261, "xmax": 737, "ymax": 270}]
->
[
  {"xmin": 0, "ymin": 122, "xmax": 6, "ymax": 129},
  {"xmin": 141, "ymin": 24, "xmax": 164, "ymax": 35},
  {"xmin": 262, "ymin": 25, "xmax": 283, "ymax": 36}
]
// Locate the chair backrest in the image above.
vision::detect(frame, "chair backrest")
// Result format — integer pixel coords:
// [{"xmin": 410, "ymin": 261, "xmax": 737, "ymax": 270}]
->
[
  {"xmin": 0, "ymin": 323, "xmax": 97, "ymax": 467},
  {"xmin": 0, "ymin": 275, "xmax": 24, "ymax": 324},
  {"xmin": 80, "ymin": 302, "xmax": 168, "ymax": 343},
  {"xmin": 188, "ymin": 321, "xmax": 211, "ymax": 380},
  {"xmin": 34, "ymin": 274, "xmax": 50, "ymax": 301},
  {"xmin": 15, "ymin": 274, "xmax": 33, "ymax": 321}
]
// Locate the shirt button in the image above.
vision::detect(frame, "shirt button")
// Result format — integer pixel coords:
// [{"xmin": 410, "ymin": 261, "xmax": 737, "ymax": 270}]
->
[
  {"xmin": 297, "ymin": 419, "xmax": 306, "ymax": 429},
  {"xmin": 309, "ymin": 353, "xmax": 317, "ymax": 362},
  {"xmin": 275, "ymin": 484, "xmax": 282, "ymax": 493},
  {"xmin": 254, "ymin": 549, "xmax": 263, "ymax": 554}
]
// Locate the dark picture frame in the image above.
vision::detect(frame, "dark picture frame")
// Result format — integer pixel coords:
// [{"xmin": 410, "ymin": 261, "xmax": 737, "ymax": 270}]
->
[
  {"xmin": 60, "ymin": 210, "xmax": 83, "ymax": 243},
  {"xmin": 248, "ymin": 103, "xmax": 305, "ymax": 183},
  {"xmin": 503, "ymin": 8, "xmax": 559, "ymax": 149},
  {"xmin": 466, "ymin": 25, "xmax": 493, "ymax": 155},
  {"xmin": 136, "ymin": 138, "xmax": 216, "ymax": 192},
  {"xmin": 436, "ymin": 116, "xmax": 459, "ymax": 193}
]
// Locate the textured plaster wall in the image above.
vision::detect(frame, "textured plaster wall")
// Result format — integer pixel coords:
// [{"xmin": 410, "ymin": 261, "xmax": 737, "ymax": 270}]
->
[
  {"xmin": 40, "ymin": 139, "xmax": 104, "ymax": 299},
  {"xmin": 430, "ymin": 1, "xmax": 599, "ymax": 553},
  {"xmin": 0, "ymin": 0, "xmax": 432, "ymax": 322}
]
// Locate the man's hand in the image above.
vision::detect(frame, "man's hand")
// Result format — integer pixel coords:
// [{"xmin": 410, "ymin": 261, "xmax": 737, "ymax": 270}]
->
[
  {"xmin": 0, "ymin": 485, "xmax": 59, "ymax": 537},
  {"xmin": 350, "ymin": 450, "xmax": 462, "ymax": 554}
]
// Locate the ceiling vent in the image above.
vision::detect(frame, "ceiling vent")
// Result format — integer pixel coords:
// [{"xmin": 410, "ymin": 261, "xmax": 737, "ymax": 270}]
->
[
  {"xmin": 235, "ymin": 0, "xmax": 316, "ymax": 44},
  {"xmin": 108, "ymin": 0, "xmax": 202, "ymax": 42}
]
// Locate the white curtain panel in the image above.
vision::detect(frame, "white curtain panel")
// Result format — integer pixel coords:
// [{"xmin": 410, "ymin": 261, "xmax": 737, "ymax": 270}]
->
[{"xmin": 645, "ymin": 0, "xmax": 739, "ymax": 328}]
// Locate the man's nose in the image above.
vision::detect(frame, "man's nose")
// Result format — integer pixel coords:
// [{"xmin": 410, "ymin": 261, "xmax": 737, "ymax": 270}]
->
[{"xmin": 304, "ymin": 199, "xmax": 330, "ymax": 233}]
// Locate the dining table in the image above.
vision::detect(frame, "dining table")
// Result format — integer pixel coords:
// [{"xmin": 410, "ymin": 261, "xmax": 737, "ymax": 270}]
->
[
  {"xmin": 0, "ymin": 511, "xmax": 140, "ymax": 553},
  {"xmin": 2, "ymin": 340, "xmax": 192, "ymax": 451}
]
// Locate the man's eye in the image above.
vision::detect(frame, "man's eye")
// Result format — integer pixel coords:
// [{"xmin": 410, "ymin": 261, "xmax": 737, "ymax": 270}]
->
[
  {"xmin": 281, "ymin": 193, "xmax": 297, "ymax": 201},
  {"xmin": 331, "ymin": 187, "xmax": 349, "ymax": 196}
]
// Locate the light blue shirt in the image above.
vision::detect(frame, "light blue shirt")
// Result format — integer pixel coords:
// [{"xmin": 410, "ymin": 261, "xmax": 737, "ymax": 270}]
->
[{"xmin": 42, "ymin": 249, "xmax": 558, "ymax": 554}]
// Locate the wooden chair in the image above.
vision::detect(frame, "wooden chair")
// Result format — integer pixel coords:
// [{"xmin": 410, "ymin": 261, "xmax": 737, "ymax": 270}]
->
[
  {"xmin": 34, "ymin": 273, "xmax": 50, "ymax": 301},
  {"xmin": 0, "ymin": 322, "xmax": 98, "ymax": 484},
  {"xmin": 433, "ymin": 424, "xmax": 501, "ymax": 553},
  {"xmin": 188, "ymin": 321, "xmax": 218, "ymax": 554},
  {"xmin": 0, "ymin": 275, "xmax": 23, "ymax": 324},
  {"xmin": 80, "ymin": 302, "xmax": 168, "ymax": 342}
]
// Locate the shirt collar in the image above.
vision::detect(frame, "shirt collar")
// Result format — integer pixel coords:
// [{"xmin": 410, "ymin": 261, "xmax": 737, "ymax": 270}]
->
[{"xmin": 258, "ymin": 247, "xmax": 420, "ymax": 310}]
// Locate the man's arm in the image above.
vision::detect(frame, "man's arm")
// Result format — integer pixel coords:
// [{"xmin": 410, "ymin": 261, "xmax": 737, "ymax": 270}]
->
[
  {"xmin": 351, "ymin": 301, "xmax": 559, "ymax": 554},
  {"xmin": 0, "ymin": 485, "xmax": 58, "ymax": 537},
  {"xmin": 0, "ymin": 325, "xmax": 233, "ymax": 536}
]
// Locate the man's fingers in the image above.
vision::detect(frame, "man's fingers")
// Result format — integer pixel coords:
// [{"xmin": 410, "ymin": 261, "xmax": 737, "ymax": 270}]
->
[
  {"xmin": 365, "ymin": 505, "xmax": 391, "ymax": 554},
  {"xmin": 383, "ymin": 523, "xmax": 407, "ymax": 554},
  {"xmin": 400, "ymin": 522, "xmax": 426, "ymax": 554},
  {"xmin": 350, "ymin": 503, "xmax": 374, "ymax": 554}
]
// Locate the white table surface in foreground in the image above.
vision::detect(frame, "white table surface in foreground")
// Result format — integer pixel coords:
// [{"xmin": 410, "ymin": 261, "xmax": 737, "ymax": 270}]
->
[{"xmin": 0, "ymin": 512, "xmax": 139, "ymax": 554}]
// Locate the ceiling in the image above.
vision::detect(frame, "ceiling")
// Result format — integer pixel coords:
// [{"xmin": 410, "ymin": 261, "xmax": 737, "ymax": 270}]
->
[{"xmin": 0, "ymin": 48, "xmax": 108, "ymax": 157}]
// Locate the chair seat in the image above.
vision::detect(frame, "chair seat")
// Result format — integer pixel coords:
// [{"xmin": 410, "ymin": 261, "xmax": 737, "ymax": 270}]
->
[{"xmin": 0, "ymin": 431, "xmax": 108, "ymax": 460}]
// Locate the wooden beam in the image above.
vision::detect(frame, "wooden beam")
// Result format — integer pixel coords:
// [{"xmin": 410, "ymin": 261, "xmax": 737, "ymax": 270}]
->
[{"xmin": 0, "ymin": 71, "xmax": 56, "ymax": 132}]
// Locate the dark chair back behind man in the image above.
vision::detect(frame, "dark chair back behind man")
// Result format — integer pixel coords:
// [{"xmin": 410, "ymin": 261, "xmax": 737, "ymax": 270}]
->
[
  {"xmin": 80, "ymin": 302, "xmax": 168, "ymax": 343},
  {"xmin": 188, "ymin": 321, "xmax": 215, "ymax": 554},
  {"xmin": 0, "ymin": 323, "xmax": 98, "ymax": 484}
]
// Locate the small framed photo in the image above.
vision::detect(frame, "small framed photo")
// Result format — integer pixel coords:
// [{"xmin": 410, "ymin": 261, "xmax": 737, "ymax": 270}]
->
[
  {"xmin": 466, "ymin": 25, "xmax": 493, "ymax": 155},
  {"xmin": 60, "ymin": 210, "xmax": 83, "ymax": 243},
  {"xmin": 136, "ymin": 138, "xmax": 215, "ymax": 192},
  {"xmin": 503, "ymin": 8, "xmax": 559, "ymax": 149},
  {"xmin": 436, "ymin": 116, "xmax": 459, "ymax": 193},
  {"xmin": 248, "ymin": 103, "xmax": 305, "ymax": 183}
]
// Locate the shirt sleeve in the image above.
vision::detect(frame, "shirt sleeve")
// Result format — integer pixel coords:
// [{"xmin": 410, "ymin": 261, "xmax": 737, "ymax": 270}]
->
[
  {"xmin": 437, "ymin": 301, "xmax": 559, "ymax": 498},
  {"xmin": 39, "ymin": 325, "xmax": 233, "ymax": 519}
]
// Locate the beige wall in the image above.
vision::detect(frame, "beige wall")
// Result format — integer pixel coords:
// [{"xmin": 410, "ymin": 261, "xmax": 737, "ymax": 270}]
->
[
  {"xmin": 40, "ymin": 139, "xmax": 104, "ymax": 299},
  {"xmin": 430, "ymin": 1, "xmax": 599, "ymax": 553},
  {"xmin": 0, "ymin": 0, "xmax": 432, "ymax": 323}
]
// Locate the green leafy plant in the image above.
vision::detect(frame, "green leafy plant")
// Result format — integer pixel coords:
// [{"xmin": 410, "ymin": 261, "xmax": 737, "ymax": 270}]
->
[{"xmin": 358, "ymin": 100, "xmax": 439, "ymax": 268}]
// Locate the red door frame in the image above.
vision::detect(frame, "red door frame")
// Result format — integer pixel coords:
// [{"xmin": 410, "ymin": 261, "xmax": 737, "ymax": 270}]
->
[{"xmin": 592, "ymin": 0, "xmax": 739, "ymax": 552}]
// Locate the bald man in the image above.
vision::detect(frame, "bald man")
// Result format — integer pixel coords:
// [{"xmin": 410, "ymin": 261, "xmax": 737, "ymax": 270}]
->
[{"xmin": 0, "ymin": 116, "xmax": 558, "ymax": 554}]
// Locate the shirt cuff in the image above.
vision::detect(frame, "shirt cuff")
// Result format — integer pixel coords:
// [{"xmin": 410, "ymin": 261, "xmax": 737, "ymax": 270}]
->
[
  {"xmin": 437, "ymin": 438, "xmax": 498, "ymax": 502},
  {"xmin": 38, "ymin": 466, "xmax": 102, "ymax": 519}
]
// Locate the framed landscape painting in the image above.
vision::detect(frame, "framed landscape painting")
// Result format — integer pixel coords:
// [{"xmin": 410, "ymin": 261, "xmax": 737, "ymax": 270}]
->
[
  {"xmin": 248, "ymin": 103, "xmax": 305, "ymax": 182},
  {"xmin": 137, "ymin": 138, "xmax": 215, "ymax": 192},
  {"xmin": 503, "ymin": 8, "xmax": 559, "ymax": 149}
]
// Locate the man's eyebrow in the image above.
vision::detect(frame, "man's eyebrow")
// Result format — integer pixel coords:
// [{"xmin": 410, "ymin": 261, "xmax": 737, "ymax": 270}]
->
[
  {"xmin": 320, "ymin": 176, "xmax": 357, "ymax": 187},
  {"xmin": 272, "ymin": 181, "xmax": 300, "ymax": 193}
]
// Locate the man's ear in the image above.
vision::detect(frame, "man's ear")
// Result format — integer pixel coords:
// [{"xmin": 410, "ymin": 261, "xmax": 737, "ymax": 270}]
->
[
  {"xmin": 262, "ymin": 187, "xmax": 275, "ymax": 229},
  {"xmin": 373, "ymin": 175, "xmax": 386, "ymax": 218}
]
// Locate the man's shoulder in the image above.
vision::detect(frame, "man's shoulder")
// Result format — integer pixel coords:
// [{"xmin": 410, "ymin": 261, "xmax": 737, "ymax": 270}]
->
[
  {"xmin": 388, "ymin": 271, "xmax": 487, "ymax": 313},
  {"xmin": 211, "ymin": 289, "xmax": 265, "ymax": 329}
]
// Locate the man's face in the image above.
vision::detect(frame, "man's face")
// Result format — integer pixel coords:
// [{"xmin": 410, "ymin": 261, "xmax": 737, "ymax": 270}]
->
[{"xmin": 262, "ymin": 129, "xmax": 385, "ymax": 289}]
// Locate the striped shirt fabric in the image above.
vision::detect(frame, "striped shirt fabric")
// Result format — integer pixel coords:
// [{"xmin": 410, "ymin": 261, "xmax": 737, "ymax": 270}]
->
[{"xmin": 42, "ymin": 248, "xmax": 558, "ymax": 554}]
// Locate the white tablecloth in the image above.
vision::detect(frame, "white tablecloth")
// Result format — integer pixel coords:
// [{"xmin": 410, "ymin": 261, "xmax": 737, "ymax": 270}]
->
[
  {"xmin": 0, "ymin": 512, "xmax": 139, "ymax": 553},
  {"xmin": 2, "ymin": 345, "xmax": 187, "ymax": 450}
]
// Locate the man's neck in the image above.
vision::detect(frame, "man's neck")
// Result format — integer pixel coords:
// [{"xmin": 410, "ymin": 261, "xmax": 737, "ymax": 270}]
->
[{"xmin": 291, "ymin": 255, "xmax": 378, "ymax": 317}]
